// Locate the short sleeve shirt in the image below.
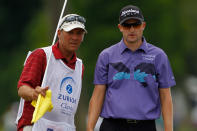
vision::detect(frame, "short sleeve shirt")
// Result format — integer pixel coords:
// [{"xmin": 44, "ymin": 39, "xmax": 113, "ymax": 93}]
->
[{"xmin": 94, "ymin": 38, "xmax": 176, "ymax": 120}]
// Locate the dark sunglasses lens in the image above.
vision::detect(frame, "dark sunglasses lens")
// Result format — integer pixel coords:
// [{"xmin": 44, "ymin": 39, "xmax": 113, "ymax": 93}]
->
[{"xmin": 122, "ymin": 22, "xmax": 141, "ymax": 28}]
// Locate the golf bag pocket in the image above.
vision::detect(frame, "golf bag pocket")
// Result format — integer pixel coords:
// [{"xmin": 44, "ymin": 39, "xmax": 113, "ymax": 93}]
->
[{"xmin": 32, "ymin": 117, "xmax": 76, "ymax": 131}]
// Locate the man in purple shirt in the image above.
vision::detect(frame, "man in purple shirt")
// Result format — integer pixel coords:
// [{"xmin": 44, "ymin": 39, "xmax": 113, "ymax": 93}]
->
[{"xmin": 87, "ymin": 4, "xmax": 175, "ymax": 131}]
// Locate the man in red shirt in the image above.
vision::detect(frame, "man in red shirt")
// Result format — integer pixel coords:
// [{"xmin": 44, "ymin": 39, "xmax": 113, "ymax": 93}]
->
[{"xmin": 16, "ymin": 14, "xmax": 87, "ymax": 131}]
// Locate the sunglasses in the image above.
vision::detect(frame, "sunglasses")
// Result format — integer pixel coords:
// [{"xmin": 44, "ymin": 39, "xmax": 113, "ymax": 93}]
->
[
  {"xmin": 63, "ymin": 15, "xmax": 86, "ymax": 24},
  {"xmin": 121, "ymin": 21, "xmax": 142, "ymax": 28}
]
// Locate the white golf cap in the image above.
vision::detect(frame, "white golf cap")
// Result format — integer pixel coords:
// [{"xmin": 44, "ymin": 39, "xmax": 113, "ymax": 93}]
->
[{"xmin": 59, "ymin": 14, "xmax": 87, "ymax": 33}]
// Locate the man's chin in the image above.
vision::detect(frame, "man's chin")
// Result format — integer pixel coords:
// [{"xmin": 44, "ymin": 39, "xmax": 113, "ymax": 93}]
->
[{"xmin": 127, "ymin": 39, "xmax": 137, "ymax": 44}]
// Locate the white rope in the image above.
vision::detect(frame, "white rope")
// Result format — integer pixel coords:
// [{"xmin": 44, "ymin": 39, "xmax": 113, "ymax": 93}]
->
[{"xmin": 41, "ymin": 0, "xmax": 68, "ymax": 87}]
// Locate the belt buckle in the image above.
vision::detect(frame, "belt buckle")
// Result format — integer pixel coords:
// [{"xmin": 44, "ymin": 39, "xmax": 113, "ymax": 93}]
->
[{"xmin": 127, "ymin": 119, "xmax": 137, "ymax": 124}]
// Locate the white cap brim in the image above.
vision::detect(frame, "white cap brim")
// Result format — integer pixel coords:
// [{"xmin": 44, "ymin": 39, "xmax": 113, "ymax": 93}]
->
[{"xmin": 60, "ymin": 21, "xmax": 87, "ymax": 33}]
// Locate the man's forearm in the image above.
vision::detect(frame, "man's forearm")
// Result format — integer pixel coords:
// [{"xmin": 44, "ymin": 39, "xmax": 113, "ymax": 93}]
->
[
  {"xmin": 159, "ymin": 88, "xmax": 173, "ymax": 131},
  {"xmin": 162, "ymin": 99, "xmax": 173, "ymax": 131},
  {"xmin": 87, "ymin": 98, "xmax": 101, "ymax": 131},
  {"xmin": 18, "ymin": 85, "xmax": 49, "ymax": 101},
  {"xmin": 87, "ymin": 85, "xmax": 106, "ymax": 131},
  {"xmin": 18, "ymin": 85, "xmax": 35, "ymax": 101}
]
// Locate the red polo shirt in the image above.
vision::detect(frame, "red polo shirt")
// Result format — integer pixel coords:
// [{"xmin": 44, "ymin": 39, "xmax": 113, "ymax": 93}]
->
[{"xmin": 17, "ymin": 41, "xmax": 84, "ymax": 131}]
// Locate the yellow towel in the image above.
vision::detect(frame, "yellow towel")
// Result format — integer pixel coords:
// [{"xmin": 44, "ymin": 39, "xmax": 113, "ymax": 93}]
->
[{"xmin": 31, "ymin": 89, "xmax": 53, "ymax": 123}]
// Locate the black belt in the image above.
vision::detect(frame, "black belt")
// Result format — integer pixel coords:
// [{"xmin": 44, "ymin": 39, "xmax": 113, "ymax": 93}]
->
[{"xmin": 104, "ymin": 118, "xmax": 154, "ymax": 124}]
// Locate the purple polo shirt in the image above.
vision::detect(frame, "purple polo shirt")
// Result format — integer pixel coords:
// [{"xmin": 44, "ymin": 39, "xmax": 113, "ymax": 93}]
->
[{"xmin": 94, "ymin": 38, "xmax": 176, "ymax": 120}]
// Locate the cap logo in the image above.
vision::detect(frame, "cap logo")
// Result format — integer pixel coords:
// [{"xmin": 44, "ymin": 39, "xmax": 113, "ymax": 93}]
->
[{"xmin": 121, "ymin": 9, "xmax": 139, "ymax": 16}]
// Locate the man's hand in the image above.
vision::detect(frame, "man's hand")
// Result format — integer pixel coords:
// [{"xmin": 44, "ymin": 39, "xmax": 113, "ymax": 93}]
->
[
  {"xmin": 32, "ymin": 86, "xmax": 49, "ymax": 100},
  {"xmin": 18, "ymin": 85, "xmax": 49, "ymax": 101}
]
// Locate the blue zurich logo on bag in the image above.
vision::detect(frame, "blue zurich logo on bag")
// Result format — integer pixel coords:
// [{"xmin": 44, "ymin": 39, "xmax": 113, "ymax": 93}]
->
[
  {"xmin": 59, "ymin": 77, "xmax": 75, "ymax": 94},
  {"xmin": 66, "ymin": 84, "xmax": 72, "ymax": 94},
  {"xmin": 58, "ymin": 77, "xmax": 77, "ymax": 114}
]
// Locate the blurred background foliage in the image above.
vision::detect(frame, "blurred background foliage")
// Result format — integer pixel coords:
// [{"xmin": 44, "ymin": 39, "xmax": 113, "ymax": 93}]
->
[{"xmin": 1, "ymin": 0, "xmax": 197, "ymax": 130}]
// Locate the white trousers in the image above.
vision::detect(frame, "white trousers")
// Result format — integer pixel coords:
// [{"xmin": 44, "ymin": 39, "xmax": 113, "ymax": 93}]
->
[{"xmin": 23, "ymin": 125, "xmax": 33, "ymax": 131}]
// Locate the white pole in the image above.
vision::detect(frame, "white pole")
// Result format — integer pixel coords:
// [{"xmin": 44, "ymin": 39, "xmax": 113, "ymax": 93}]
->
[
  {"xmin": 41, "ymin": 0, "xmax": 68, "ymax": 87},
  {"xmin": 51, "ymin": 0, "xmax": 67, "ymax": 46}
]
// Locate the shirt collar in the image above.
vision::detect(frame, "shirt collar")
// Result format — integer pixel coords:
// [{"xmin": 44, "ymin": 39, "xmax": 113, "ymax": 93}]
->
[
  {"xmin": 119, "ymin": 39, "xmax": 128, "ymax": 54},
  {"xmin": 52, "ymin": 41, "xmax": 77, "ymax": 63},
  {"xmin": 138, "ymin": 37, "xmax": 148, "ymax": 53},
  {"xmin": 119, "ymin": 37, "xmax": 148, "ymax": 54}
]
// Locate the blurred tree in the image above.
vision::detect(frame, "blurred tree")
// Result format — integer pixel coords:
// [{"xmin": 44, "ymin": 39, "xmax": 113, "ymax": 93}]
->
[
  {"xmin": 179, "ymin": 0, "xmax": 197, "ymax": 76},
  {"xmin": 0, "ymin": 0, "xmax": 43, "ymax": 119}
]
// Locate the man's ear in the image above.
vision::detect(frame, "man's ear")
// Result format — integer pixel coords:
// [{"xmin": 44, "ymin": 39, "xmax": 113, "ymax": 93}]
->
[
  {"xmin": 81, "ymin": 34, "xmax": 84, "ymax": 42},
  {"xmin": 142, "ymin": 22, "xmax": 146, "ymax": 30},
  {"xmin": 57, "ymin": 29, "xmax": 61, "ymax": 38},
  {"xmin": 118, "ymin": 24, "xmax": 123, "ymax": 32}
]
